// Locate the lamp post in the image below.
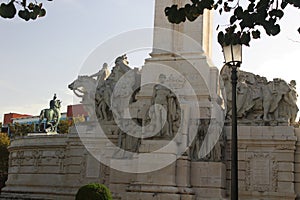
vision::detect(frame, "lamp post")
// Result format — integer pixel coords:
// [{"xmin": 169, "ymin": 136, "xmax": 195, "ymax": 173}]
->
[{"xmin": 222, "ymin": 44, "xmax": 242, "ymax": 200}]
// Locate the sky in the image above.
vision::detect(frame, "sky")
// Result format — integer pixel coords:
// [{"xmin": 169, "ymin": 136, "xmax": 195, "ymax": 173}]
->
[{"xmin": 0, "ymin": 0, "xmax": 300, "ymax": 123}]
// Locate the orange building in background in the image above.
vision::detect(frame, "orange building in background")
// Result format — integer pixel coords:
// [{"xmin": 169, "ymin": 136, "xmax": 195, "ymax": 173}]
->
[{"xmin": 3, "ymin": 113, "xmax": 32, "ymax": 126}]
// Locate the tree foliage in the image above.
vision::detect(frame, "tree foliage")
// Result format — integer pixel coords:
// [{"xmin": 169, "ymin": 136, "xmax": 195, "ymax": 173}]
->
[
  {"xmin": 0, "ymin": 0, "xmax": 50, "ymax": 21},
  {"xmin": 0, "ymin": 133, "xmax": 10, "ymax": 190},
  {"xmin": 8, "ymin": 123, "xmax": 34, "ymax": 137},
  {"xmin": 165, "ymin": 0, "xmax": 300, "ymax": 46},
  {"xmin": 57, "ymin": 119, "xmax": 73, "ymax": 134}
]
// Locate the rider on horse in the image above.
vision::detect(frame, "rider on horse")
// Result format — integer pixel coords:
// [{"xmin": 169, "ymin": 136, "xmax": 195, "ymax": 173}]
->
[{"xmin": 38, "ymin": 94, "xmax": 62, "ymax": 132}]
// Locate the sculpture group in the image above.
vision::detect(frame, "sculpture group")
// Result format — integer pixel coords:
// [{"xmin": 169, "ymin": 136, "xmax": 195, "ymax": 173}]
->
[
  {"xmin": 221, "ymin": 65, "xmax": 298, "ymax": 125},
  {"xmin": 68, "ymin": 55, "xmax": 184, "ymax": 152},
  {"xmin": 68, "ymin": 55, "xmax": 298, "ymax": 161}
]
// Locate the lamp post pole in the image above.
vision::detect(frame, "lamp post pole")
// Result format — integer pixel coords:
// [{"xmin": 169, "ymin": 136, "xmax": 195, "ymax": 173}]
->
[
  {"xmin": 230, "ymin": 64, "xmax": 238, "ymax": 200},
  {"xmin": 222, "ymin": 43, "xmax": 242, "ymax": 200}
]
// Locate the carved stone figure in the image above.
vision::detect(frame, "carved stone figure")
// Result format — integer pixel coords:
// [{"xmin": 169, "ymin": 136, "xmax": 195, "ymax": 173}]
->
[
  {"xmin": 262, "ymin": 78, "xmax": 290, "ymax": 121},
  {"xmin": 68, "ymin": 76, "xmax": 97, "ymax": 120},
  {"xmin": 190, "ymin": 119, "xmax": 208, "ymax": 161},
  {"xmin": 90, "ymin": 63, "xmax": 110, "ymax": 87},
  {"xmin": 284, "ymin": 80, "xmax": 299, "ymax": 124},
  {"xmin": 38, "ymin": 94, "xmax": 61, "ymax": 132},
  {"xmin": 236, "ymin": 74, "xmax": 255, "ymax": 118},
  {"xmin": 150, "ymin": 74, "xmax": 180, "ymax": 138},
  {"xmin": 221, "ymin": 65, "xmax": 298, "ymax": 125},
  {"xmin": 95, "ymin": 92, "xmax": 109, "ymax": 120},
  {"xmin": 112, "ymin": 70, "xmax": 136, "ymax": 119},
  {"xmin": 220, "ymin": 66, "xmax": 232, "ymax": 118}
]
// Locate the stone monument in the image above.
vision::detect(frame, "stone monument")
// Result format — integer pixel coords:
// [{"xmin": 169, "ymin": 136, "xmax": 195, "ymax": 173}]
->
[{"xmin": 1, "ymin": 0, "xmax": 300, "ymax": 200}]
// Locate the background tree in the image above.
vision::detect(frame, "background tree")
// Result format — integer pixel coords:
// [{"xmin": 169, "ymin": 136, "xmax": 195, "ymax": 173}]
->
[
  {"xmin": 0, "ymin": 0, "xmax": 50, "ymax": 21},
  {"xmin": 57, "ymin": 119, "xmax": 73, "ymax": 134},
  {"xmin": 8, "ymin": 123, "xmax": 34, "ymax": 137},
  {"xmin": 0, "ymin": 133, "xmax": 10, "ymax": 191},
  {"xmin": 165, "ymin": 0, "xmax": 300, "ymax": 46}
]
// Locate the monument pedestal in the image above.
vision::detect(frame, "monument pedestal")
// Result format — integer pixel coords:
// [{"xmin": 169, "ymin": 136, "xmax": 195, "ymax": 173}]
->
[
  {"xmin": 191, "ymin": 162, "xmax": 227, "ymax": 199},
  {"xmin": 225, "ymin": 126, "xmax": 297, "ymax": 200}
]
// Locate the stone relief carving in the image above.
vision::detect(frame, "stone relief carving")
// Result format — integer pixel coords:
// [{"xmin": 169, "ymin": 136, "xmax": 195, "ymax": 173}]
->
[
  {"xmin": 16, "ymin": 150, "xmax": 24, "ymax": 172},
  {"xmin": 10, "ymin": 149, "xmax": 67, "ymax": 173},
  {"xmin": 221, "ymin": 65, "xmax": 299, "ymax": 125},
  {"xmin": 79, "ymin": 152, "xmax": 87, "ymax": 183},
  {"xmin": 32, "ymin": 150, "xmax": 42, "ymax": 171},
  {"xmin": 245, "ymin": 153, "xmax": 278, "ymax": 192},
  {"xmin": 190, "ymin": 119, "xmax": 225, "ymax": 162},
  {"xmin": 166, "ymin": 74, "xmax": 186, "ymax": 89},
  {"xmin": 55, "ymin": 150, "xmax": 65, "ymax": 172}
]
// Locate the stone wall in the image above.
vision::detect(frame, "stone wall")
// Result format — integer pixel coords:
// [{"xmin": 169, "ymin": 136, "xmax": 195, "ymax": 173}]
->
[
  {"xmin": 225, "ymin": 126, "xmax": 297, "ymax": 200},
  {"xmin": 1, "ymin": 126, "xmax": 300, "ymax": 200}
]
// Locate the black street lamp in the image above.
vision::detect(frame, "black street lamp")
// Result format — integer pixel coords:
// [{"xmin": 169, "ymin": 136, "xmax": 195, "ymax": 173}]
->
[{"xmin": 222, "ymin": 44, "xmax": 242, "ymax": 200}]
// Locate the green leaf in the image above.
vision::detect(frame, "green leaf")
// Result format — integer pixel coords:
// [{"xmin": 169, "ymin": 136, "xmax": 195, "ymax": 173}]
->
[
  {"xmin": 247, "ymin": 3, "xmax": 255, "ymax": 12},
  {"xmin": 241, "ymin": 32, "xmax": 251, "ymax": 46},
  {"xmin": 281, "ymin": 1, "xmax": 288, "ymax": 9},
  {"xmin": 276, "ymin": 10, "xmax": 284, "ymax": 18},
  {"xmin": 213, "ymin": 3, "xmax": 218, "ymax": 10},
  {"xmin": 18, "ymin": 9, "xmax": 30, "ymax": 21},
  {"xmin": 269, "ymin": 9, "xmax": 284, "ymax": 19},
  {"xmin": 0, "ymin": 2, "xmax": 16, "ymax": 19},
  {"xmin": 252, "ymin": 30, "xmax": 261, "ymax": 39},
  {"xmin": 30, "ymin": 11, "xmax": 37, "ymax": 20},
  {"xmin": 234, "ymin": 6, "xmax": 243, "ymax": 19},
  {"xmin": 230, "ymin": 15, "xmax": 237, "ymax": 24},
  {"xmin": 39, "ymin": 8, "xmax": 46, "ymax": 17},
  {"xmin": 28, "ymin": 3, "xmax": 34, "ymax": 10},
  {"xmin": 185, "ymin": 5, "xmax": 199, "ymax": 21},
  {"xmin": 270, "ymin": 24, "xmax": 280, "ymax": 35},
  {"xmin": 217, "ymin": 31, "xmax": 225, "ymax": 46},
  {"xmin": 219, "ymin": 8, "xmax": 222, "ymax": 15},
  {"xmin": 33, "ymin": 5, "xmax": 41, "ymax": 15}
]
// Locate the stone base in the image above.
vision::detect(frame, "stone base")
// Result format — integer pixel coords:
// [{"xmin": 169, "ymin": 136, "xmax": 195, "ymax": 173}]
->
[
  {"xmin": 126, "ymin": 192, "xmax": 190, "ymax": 200},
  {"xmin": 27, "ymin": 132, "xmax": 58, "ymax": 136},
  {"xmin": 191, "ymin": 162, "xmax": 226, "ymax": 199},
  {"xmin": 225, "ymin": 126, "xmax": 297, "ymax": 199}
]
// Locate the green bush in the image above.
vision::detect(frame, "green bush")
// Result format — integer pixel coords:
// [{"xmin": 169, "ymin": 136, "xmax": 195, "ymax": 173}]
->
[{"xmin": 75, "ymin": 183, "xmax": 112, "ymax": 200}]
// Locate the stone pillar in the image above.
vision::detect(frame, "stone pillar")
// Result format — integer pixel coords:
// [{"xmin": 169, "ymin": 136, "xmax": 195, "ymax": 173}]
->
[{"xmin": 153, "ymin": 0, "xmax": 212, "ymax": 58}]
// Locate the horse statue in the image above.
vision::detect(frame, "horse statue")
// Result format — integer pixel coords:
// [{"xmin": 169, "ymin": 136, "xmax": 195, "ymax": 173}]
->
[
  {"xmin": 68, "ymin": 75, "xmax": 97, "ymax": 119},
  {"xmin": 68, "ymin": 75, "xmax": 97, "ymax": 100},
  {"xmin": 38, "ymin": 99, "xmax": 62, "ymax": 132}
]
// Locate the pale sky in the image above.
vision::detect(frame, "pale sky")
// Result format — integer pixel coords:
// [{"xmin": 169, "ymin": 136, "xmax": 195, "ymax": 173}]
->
[{"xmin": 1, "ymin": 0, "xmax": 300, "ymax": 123}]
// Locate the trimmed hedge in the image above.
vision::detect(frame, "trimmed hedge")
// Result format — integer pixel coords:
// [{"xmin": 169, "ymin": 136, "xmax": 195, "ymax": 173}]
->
[{"xmin": 75, "ymin": 183, "xmax": 112, "ymax": 200}]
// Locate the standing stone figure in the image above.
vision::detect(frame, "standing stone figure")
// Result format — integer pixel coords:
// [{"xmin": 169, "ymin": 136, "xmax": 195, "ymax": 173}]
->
[
  {"xmin": 151, "ymin": 74, "xmax": 180, "ymax": 138},
  {"xmin": 190, "ymin": 119, "xmax": 208, "ymax": 161},
  {"xmin": 286, "ymin": 80, "xmax": 299, "ymax": 124}
]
